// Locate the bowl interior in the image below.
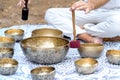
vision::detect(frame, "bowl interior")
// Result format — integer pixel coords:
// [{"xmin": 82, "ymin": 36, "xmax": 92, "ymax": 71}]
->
[
  {"xmin": 32, "ymin": 28, "xmax": 63, "ymax": 37},
  {"xmin": 0, "ymin": 48, "xmax": 13, "ymax": 53},
  {"xmin": 21, "ymin": 36, "xmax": 69, "ymax": 48},
  {"xmin": 0, "ymin": 36, "xmax": 15, "ymax": 43},
  {"xmin": 75, "ymin": 58, "xmax": 98, "ymax": 67},
  {"xmin": 31, "ymin": 66, "xmax": 55, "ymax": 75},
  {"xmin": 5, "ymin": 29, "xmax": 24, "ymax": 35},
  {"xmin": 0, "ymin": 58, "xmax": 18, "ymax": 67},
  {"xmin": 107, "ymin": 50, "xmax": 120, "ymax": 56}
]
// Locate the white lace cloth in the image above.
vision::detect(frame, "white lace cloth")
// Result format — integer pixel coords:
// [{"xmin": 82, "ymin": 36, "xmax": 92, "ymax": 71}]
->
[{"xmin": 0, "ymin": 24, "xmax": 120, "ymax": 80}]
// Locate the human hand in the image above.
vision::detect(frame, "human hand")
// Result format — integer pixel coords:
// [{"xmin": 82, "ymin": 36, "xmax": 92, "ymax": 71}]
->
[
  {"xmin": 17, "ymin": 0, "xmax": 31, "ymax": 8},
  {"xmin": 70, "ymin": 1, "xmax": 94, "ymax": 13}
]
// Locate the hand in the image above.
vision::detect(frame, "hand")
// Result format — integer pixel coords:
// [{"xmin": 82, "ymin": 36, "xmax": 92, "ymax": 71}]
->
[
  {"xmin": 70, "ymin": 1, "xmax": 94, "ymax": 13},
  {"xmin": 17, "ymin": 0, "xmax": 31, "ymax": 8}
]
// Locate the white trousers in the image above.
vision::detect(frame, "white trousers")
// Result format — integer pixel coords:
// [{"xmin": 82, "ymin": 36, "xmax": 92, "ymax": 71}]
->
[{"xmin": 45, "ymin": 8, "xmax": 120, "ymax": 39}]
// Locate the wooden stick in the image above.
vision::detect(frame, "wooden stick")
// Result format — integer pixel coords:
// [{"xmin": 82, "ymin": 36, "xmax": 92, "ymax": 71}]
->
[{"xmin": 72, "ymin": 10, "xmax": 76, "ymax": 40}]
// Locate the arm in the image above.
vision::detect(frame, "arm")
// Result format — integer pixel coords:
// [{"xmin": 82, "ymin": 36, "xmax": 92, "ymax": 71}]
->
[
  {"xmin": 71, "ymin": 0, "xmax": 109, "ymax": 13},
  {"xmin": 17, "ymin": 0, "xmax": 31, "ymax": 8}
]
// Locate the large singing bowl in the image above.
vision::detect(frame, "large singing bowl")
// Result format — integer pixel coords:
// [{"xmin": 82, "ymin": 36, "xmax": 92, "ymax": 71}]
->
[
  {"xmin": 32, "ymin": 28, "xmax": 63, "ymax": 37},
  {"xmin": 20, "ymin": 36, "xmax": 69, "ymax": 64}
]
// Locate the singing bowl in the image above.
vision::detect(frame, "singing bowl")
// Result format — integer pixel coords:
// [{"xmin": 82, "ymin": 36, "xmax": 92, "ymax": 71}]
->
[
  {"xmin": 4, "ymin": 29, "xmax": 24, "ymax": 42},
  {"xmin": 74, "ymin": 58, "xmax": 98, "ymax": 75},
  {"xmin": 0, "ymin": 36, "xmax": 15, "ymax": 48},
  {"xmin": 0, "ymin": 58, "xmax": 18, "ymax": 75},
  {"xmin": 31, "ymin": 66, "xmax": 55, "ymax": 80},
  {"xmin": 106, "ymin": 50, "xmax": 120, "ymax": 65},
  {"xmin": 0, "ymin": 48, "xmax": 14, "ymax": 58},
  {"xmin": 32, "ymin": 28, "xmax": 63, "ymax": 37},
  {"xmin": 78, "ymin": 43, "xmax": 104, "ymax": 58},
  {"xmin": 20, "ymin": 36, "xmax": 69, "ymax": 64}
]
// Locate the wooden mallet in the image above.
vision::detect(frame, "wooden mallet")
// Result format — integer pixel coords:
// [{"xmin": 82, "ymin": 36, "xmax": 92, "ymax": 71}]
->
[{"xmin": 69, "ymin": 10, "xmax": 80, "ymax": 48}]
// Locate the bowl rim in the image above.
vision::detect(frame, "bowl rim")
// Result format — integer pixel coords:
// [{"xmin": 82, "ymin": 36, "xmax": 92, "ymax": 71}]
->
[
  {"xmin": 30, "ymin": 66, "xmax": 55, "ymax": 75},
  {"xmin": 20, "ymin": 36, "xmax": 69, "ymax": 49},
  {"xmin": 4, "ymin": 29, "xmax": 24, "ymax": 35}
]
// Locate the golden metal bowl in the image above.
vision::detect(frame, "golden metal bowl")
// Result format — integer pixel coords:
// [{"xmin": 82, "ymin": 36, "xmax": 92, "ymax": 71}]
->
[
  {"xmin": 0, "ymin": 58, "xmax": 18, "ymax": 75},
  {"xmin": 31, "ymin": 66, "xmax": 55, "ymax": 80},
  {"xmin": 4, "ymin": 29, "xmax": 24, "ymax": 42},
  {"xmin": 0, "ymin": 48, "xmax": 14, "ymax": 58},
  {"xmin": 78, "ymin": 43, "xmax": 104, "ymax": 58},
  {"xmin": 0, "ymin": 36, "xmax": 15, "ymax": 48},
  {"xmin": 20, "ymin": 36, "xmax": 69, "ymax": 64},
  {"xmin": 106, "ymin": 50, "xmax": 120, "ymax": 65},
  {"xmin": 74, "ymin": 58, "xmax": 98, "ymax": 75},
  {"xmin": 32, "ymin": 28, "xmax": 63, "ymax": 37}
]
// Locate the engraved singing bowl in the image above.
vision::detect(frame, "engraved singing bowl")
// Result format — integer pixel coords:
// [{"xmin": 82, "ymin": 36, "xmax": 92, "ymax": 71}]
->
[
  {"xmin": 0, "ymin": 58, "xmax": 18, "ymax": 75},
  {"xmin": 20, "ymin": 36, "xmax": 69, "ymax": 64},
  {"xmin": 0, "ymin": 36, "xmax": 15, "ymax": 48},
  {"xmin": 78, "ymin": 43, "xmax": 104, "ymax": 58},
  {"xmin": 106, "ymin": 50, "xmax": 120, "ymax": 65},
  {"xmin": 74, "ymin": 58, "xmax": 98, "ymax": 75},
  {"xmin": 4, "ymin": 29, "xmax": 24, "ymax": 42},
  {"xmin": 31, "ymin": 66, "xmax": 55, "ymax": 80},
  {"xmin": 0, "ymin": 48, "xmax": 14, "ymax": 58},
  {"xmin": 32, "ymin": 28, "xmax": 63, "ymax": 37}
]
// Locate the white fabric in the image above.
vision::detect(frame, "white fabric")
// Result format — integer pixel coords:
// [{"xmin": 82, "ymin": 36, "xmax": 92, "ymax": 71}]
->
[{"xmin": 45, "ymin": 0, "xmax": 120, "ymax": 39}]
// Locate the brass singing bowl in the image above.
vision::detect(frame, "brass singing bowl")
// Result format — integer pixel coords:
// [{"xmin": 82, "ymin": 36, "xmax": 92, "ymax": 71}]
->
[
  {"xmin": 75, "ymin": 58, "xmax": 98, "ymax": 75},
  {"xmin": 0, "ymin": 48, "xmax": 14, "ymax": 58},
  {"xmin": 0, "ymin": 36, "xmax": 15, "ymax": 48},
  {"xmin": 20, "ymin": 36, "xmax": 69, "ymax": 64},
  {"xmin": 4, "ymin": 29, "xmax": 24, "ymax": 42},
  {"xmin": 106, "ymin": 50, "xmax": 120, "ymax": 65},
  {"xmin": 78, "ymin": 43, "xmax": 104, "ymax": 58},
  {"xmin": 0, "ymin": 58, "xmax": 18, "ymax": 75},
  {"xmin": 31, "ymin": 66, "xmax": 55, "ymax": 80},
  {"xmin": 32, "ymin": 28, "xmax": 63, "ymax": 37}
]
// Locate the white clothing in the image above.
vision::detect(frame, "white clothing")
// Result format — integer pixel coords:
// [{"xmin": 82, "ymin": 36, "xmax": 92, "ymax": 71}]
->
[{"xmin": 45, "ymin": 0, "xmax": 120, "ymax": 39}]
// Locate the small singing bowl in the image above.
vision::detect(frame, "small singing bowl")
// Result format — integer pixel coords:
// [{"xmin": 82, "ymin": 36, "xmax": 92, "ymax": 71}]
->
[
  {"xmin": 32, "ymin": 28, "xmax": 63, "ymax": 37},
  {"xmin": 106, "ymin": 50, "xmax": 120, "ymax": 65},
  {"xmin": 0, "ymin": 48, "xmax": 14, "ymax": 58},
  {"xmin": 4, "ymin": 29, "xmax": 24, "ymax": 42},
  {"xmin": 0, "ymin": 58, "xmax": 18, "ymax": 75},
  {"xmin": 0, "ymin": 36, "xmax": 15, "ymax": 48},
  {"xmin": 78, "ymin": 43, "xmax": 104, "ymax": 58},
  {"xmin": 74, "ymin": 58, "xmax": 98, "ymax": 75},
  {"xmin": 31, "ymin": 66, "xmax": 55, "ymax": 80}
]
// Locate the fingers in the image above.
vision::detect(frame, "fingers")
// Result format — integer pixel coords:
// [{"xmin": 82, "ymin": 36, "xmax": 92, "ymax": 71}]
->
[{"xmin": 17, "ymin": 0, "xmax": 25, "ymax": 8}]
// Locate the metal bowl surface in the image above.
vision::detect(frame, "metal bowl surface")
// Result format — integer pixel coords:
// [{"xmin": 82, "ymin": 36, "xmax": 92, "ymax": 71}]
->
[
  {"xmin": 78, "ymin": 43, "xmax": 104, "ymax": 58},
  {"xmin": 0, "ymin": 58, "xmax": 18, "ymax": 75},
  {"xmin": 4, "ymin": 29, "xmax": 24, "ymax": 42},
  {"xmin": 0, "ymin": 36, "xmax": 15, "ymax": 48},
  {"xmin": 32, "ymin": 28, "xmax": 63, "ymax": 37},
  {"xmin": 31, "ymin": 66, "xmax": 55, "ymax": 80},
  {"xmin": 106, "ymin": 49, "xmax": 120, "ymax": 65},
  {"xmin": 20, "ymin": 36, "xmax": 69, "ymax": 64},
  {"xmin": 0, "ymin": 48, "xmax": 14, "ymax": 58},
  {"xmin": 74, "ymin": 58, "xmax": 98, "ymax": 75}
]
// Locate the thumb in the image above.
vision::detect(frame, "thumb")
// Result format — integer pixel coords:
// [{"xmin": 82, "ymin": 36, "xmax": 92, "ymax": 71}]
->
[{"xmin": 84, "ymin": 8, "xmax": 90, "ymax": 14}]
